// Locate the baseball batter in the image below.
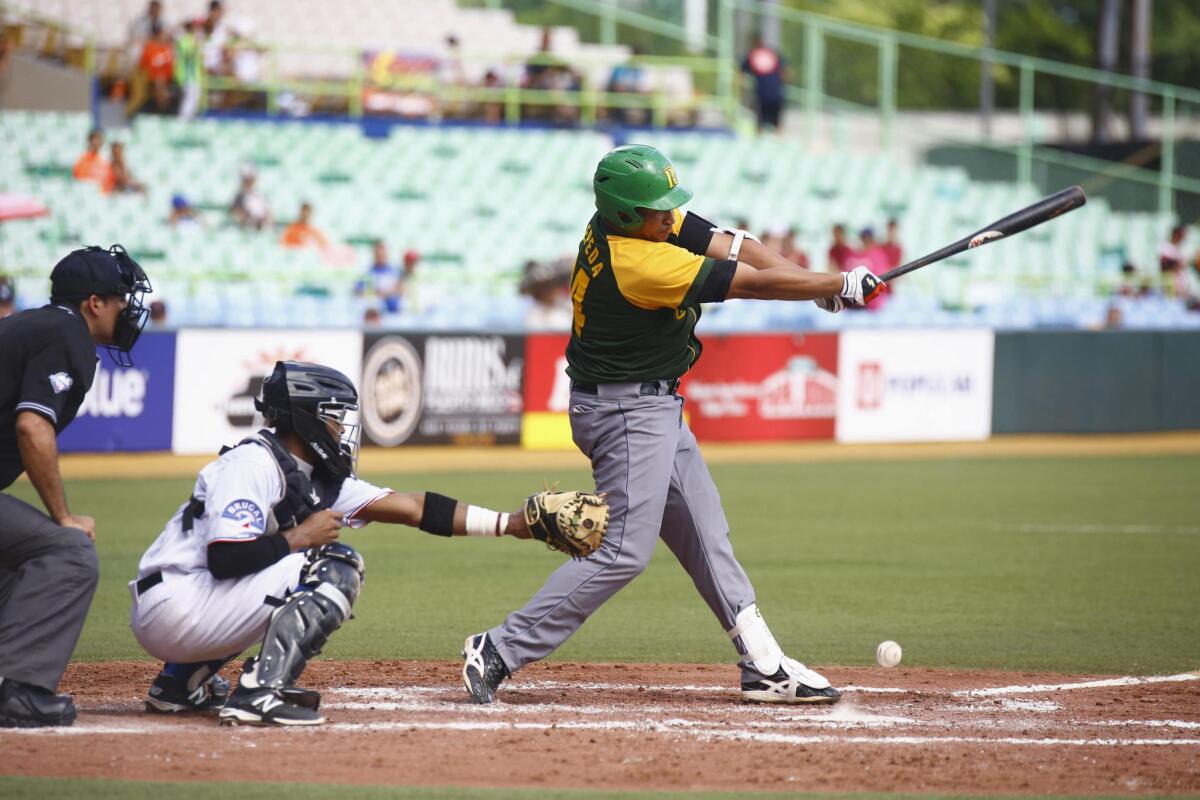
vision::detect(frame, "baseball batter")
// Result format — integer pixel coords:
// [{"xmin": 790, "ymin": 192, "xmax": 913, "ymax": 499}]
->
[
  {"xmin": 463, "ymin": 145, "xmax": 884, "ymax": 705},
  {"xmin": 131, "ymin": 360, "xmax": 604, "ymax": 726}
]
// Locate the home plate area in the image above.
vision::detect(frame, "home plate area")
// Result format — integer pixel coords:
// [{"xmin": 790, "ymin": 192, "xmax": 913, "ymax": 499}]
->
[{"xmin": 4, "ymin": 662, "xmax": 1199, "ymax": 794}]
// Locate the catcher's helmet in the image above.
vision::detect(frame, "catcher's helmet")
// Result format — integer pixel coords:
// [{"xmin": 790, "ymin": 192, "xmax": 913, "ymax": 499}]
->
[
  {"xmin": 593, "ymin": 145, "xmax": 693, "ymax": 234},
  {"xmin": 50, "ymin": 244, "xmax": 153, "ymax": 367},
  {"xmin": 256, "ymin": 361, "xmax": 361, "ymax": 478}
]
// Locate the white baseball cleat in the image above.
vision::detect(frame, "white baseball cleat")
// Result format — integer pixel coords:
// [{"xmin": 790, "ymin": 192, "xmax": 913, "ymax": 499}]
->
[{"xmin": 740, "ymin": 656, "xmax": 842, "ymax": 705}]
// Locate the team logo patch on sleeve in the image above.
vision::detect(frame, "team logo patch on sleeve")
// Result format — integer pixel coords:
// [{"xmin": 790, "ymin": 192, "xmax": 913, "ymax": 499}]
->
[
  {"xmin": 49, "ymin": 372, "xmax": 74, "ymax": 394},
  {"xmin": 221, "ymin": 499, "xmax": 266, "ymax": 532}
]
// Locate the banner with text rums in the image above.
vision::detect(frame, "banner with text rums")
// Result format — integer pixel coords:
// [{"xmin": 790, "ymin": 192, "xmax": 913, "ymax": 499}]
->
[{"xmin": 360, "ymin": 332, "xmax": 524, "ymax": 446}]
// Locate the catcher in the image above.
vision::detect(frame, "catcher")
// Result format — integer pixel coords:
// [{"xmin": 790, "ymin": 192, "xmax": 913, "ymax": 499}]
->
[{"xmin": 129, "ymin": 360, "xmax": 606, "ymax": 726}]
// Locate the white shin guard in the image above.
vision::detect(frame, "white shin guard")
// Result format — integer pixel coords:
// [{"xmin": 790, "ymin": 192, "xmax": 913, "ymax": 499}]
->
[{"xmin": 727, "ymin": 604, "xmax": 783, "ymax": 677}]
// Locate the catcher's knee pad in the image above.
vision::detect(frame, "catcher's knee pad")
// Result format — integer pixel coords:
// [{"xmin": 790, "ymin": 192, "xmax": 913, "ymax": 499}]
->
[
  {"xmin": 300, "ymin": 542, "xmax": 365, "ymax": 605},
  {"xmin": 250, "ymin": 546, "xmax": 364, "ymax": 690}
]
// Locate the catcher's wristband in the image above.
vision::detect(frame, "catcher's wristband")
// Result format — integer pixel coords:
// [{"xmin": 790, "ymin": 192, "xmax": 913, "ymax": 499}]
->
[
  {"xmin": 419, "ymin": 492, "xmax": 458, "ymax": 537},
  {"xmin": 465, "ymin": 506, "xmax": 510, "ymax": 537}
]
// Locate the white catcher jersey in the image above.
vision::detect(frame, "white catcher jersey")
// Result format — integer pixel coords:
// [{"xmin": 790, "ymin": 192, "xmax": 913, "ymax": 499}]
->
[{"xmin": 136, "ymin": 439, "xmax": 391, "ymax": 580}]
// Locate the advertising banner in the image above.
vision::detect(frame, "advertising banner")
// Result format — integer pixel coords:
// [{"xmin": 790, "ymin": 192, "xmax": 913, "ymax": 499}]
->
[
  {"xmin": 58, "ymin": 332, "xmax": 176, "ymax": 453},
  {"xmin": 172, "ymin": 330, "xmax": 363, "ymax": 454},
  {"xmin": 521, "ymin": 333, "xmax": 572, "ymax": 450},
  {"xmin": 679, "ymin": 333, "xmax": 839, "ymax": 442},
  {"xmin": 360, "ymin": 333, "xmax": 524, "ymax": 446},
  {"xmin": 836, "ymin": 329, "xmax": 995, "ymax": 443}
]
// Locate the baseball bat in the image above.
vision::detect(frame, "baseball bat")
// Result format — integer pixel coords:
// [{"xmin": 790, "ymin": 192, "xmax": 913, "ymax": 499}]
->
[{"xmin": 879, "ymin": 185, "xmax": 1087, "ymax": 282}]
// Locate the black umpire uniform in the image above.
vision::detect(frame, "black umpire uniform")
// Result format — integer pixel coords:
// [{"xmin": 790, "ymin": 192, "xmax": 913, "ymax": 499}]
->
[{"xmin": 0, "ymin": 246, "xmax": 151, "ymax": 728}]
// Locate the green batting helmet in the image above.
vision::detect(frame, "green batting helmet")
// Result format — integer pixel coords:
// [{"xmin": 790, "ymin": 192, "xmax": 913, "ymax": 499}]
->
[{"xmin": 593, "ymin": 145, "xmax": 693, "ymax": 234}]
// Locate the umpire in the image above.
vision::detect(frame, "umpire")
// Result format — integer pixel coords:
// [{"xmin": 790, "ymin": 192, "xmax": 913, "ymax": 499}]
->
[{"xmin": 0, "ymin": 245, "xmax": 151, "ymax": 727}]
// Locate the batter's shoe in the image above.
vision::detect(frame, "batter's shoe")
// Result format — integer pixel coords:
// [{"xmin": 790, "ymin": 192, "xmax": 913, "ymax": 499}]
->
[
  {"xmin": 0, "ymin": 677, "xmax": 76, "ymax": 728},
  {"xmin": 145, "ymin": 671, "xmax": 230, "ymax": 714},
  {"xmin": 462, "ymin": 633, "xmax": 509, "ymax": 704},
  {"xmin": 741, "ymin": 657, "xmax": 841, "ymax": 705}
]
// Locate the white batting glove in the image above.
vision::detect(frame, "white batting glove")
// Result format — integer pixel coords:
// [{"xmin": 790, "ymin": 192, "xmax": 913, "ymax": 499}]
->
[
  {"xmin": 813, "ymin": 295, "xmax": 845, "ymax": 314},
  {"xmin": 840, "ymin": 266, "xmax": 886, "ymax": 306}
]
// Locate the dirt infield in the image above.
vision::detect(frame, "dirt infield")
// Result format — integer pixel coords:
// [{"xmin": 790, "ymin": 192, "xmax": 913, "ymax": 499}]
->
[
  {"xmin": 48, "ymin": 431, "xmax": 1200, "ymax": 480},
  {"xmin": 4, "ymin": 661, "xmax": 1197, "ymax": 795}
]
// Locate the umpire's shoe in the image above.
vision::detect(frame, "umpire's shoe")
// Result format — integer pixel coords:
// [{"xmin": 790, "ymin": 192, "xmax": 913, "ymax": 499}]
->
[
  {"xmin": 145, "ymin": 671, "xmax": 230, "ymax": 714},
  {"xmin": 0, "ymin": 677, "xmax": 77, "ymax": 728},
  {"xmin": 740, "ymin": 657, "xmax": 841, "ymax": 705},
  {"xmin": 462, "ymin": 633, "xmax": 509, "ymax": 704},
  {"xmin": 218, "ymin": 658, "xmax": 323, "ymax": 727}
]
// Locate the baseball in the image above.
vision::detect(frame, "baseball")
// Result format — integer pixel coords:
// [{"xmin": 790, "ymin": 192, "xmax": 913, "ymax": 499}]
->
[{"xmin": 876, "ymin": 640, "xmax": 902, "ymax": 668}]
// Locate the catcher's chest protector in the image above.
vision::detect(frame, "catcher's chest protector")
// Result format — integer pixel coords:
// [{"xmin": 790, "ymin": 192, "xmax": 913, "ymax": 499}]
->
[{"xmin": 221, "ymin": 430, "xmax": 346, "ymax": 531}]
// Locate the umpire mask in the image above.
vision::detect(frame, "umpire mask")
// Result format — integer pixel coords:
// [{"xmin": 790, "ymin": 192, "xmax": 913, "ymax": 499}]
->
[
  {"xmin": 50, "ymin": 244, "xmax": 153, "ymax": 367},
  {"xmin": 256, "ymin": 361, "xmax": 362, "ymax": 478}
]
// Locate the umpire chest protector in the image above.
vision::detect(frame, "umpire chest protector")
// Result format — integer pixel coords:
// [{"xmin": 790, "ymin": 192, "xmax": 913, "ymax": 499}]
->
[{"xmin": 186, "ymin": 429, "xmax": 346, "ymax": 534}]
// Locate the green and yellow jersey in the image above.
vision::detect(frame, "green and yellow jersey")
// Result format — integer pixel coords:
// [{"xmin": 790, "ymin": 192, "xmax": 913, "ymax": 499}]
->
[{"xmin": 565, "ymin": 209, "xmax": 732, "ymax": 383}]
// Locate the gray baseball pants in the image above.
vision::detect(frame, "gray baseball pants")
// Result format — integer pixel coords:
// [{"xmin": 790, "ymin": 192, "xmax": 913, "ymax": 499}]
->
[
  {"xmin": 0, "ymin": 492, "xmax": 99, "ymax": 691},
  {"xmin": 489, "ymin": 383, "xmax": 763, "ymax": 679}
]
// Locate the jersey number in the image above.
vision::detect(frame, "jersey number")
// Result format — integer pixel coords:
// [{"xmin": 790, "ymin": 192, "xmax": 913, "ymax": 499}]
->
[{"xmin": 571, "ymin": 269, "xmax": 590, "ymax": 337}]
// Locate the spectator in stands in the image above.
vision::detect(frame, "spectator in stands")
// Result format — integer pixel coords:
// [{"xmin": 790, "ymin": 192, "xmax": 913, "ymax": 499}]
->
[
  {"xmin": 363, "ymin": 307, "xmax": 382, "ymax": 327},
  {"xmin": 281, "ymin": 202, "xmax": 329, "ymax": 250},
  {"xmin": 0, "ymin": 278, "xmax": 15, "ymax": 319},
  {"xmin": 202, "ymin": 1, "xmax": 229, "ymax": 76},
  {"xmin": 740, "ymin": 36, "xmax": 788, "ymax": 133},
  {"xmin": 781, "ymin": 226, "xmax": 809, "ymax": 269},
  {"xmin": 1158, "ymin": 225, "xmax": 1187, "ymax": 272},
  {"xmin": 882, "ymin": 218, "xmax": 903, "ymax": 270},
  {"xmin": 72, "ymin": 129, "xmax": 113, "ymax": 193},
  {"xmin": 521, "ymin": 259, "xmax": 572, "ymax": 331},
  {"xmin": 127, "ymin": 21, "xmax": 175, "ymax": 116},
  {"xmin": 230, "ymin": 168, "xmax": 272, "ymax": 231},
  {"xmin": 525, "ymin": 28, "xmax": 560, "ymax": 91},
  {"xmin": 1103, "ymin": 303, "xmax": 1123, "ymax": 329},
  {"xmin": 175, "ymin": 20, "xmax": 203, "ymax": 120},
  {"xmin": 0, "ymin": 27, "xmax": 13, "ymax": 85},
  {"xmin": 607, "ymin": 47, "xmax": 647, "ymax": 126},
  {"xmin": 169, "ymin": 194, "xmax": 200, "ymax": 228},
  {"xmin": 827, "ymin": 223, "xmax": 853, "ymax": 272},
  {"xmin": 1117, "ymin": 262, "xmax": 1150, "ymax": 297},
  {"xmin": 855, "ymin": 228, "xmax": 891, "ymax": 273},
  {"xmin": 356, "ymin": 240, "xmax": 403, "ymax": 314},
  {"xmin": 127, "ymin": 1, "xmax": 166, "ymax": 68},
  {"xmin": 109, "ymin": 142, "xmax": 146, "ymax": 194},
  {"xmin": 398, "ymin": 249, "xmax": 421, "ymax": 312},
  {"xmin": 148, "ymin": 300, "xmax": 168, "ymax": 328},
  {"xmin": 480, "ymin": 69, "xmax": 505, "ymax": 125}
]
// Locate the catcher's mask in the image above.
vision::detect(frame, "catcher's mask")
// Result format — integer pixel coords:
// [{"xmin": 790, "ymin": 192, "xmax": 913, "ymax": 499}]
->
[
  {"xmin": 50, "ymin": 244, "xmax": 153, "ymax": 367},
  {"xmin": 256, "ymin": 361, "xmax": 362, "ymax": 478}
]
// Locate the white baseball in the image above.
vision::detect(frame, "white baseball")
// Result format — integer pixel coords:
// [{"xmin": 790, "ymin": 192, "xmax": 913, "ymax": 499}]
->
[{"xmin": 875, "ymin": 640, "xmax": 902, "ymax": 668}]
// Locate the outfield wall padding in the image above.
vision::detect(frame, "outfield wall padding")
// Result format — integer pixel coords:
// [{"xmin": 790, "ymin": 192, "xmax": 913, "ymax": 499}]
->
[{"xmin": 992, "ymin": 331, "xmax": 1200, "ymax": 433}]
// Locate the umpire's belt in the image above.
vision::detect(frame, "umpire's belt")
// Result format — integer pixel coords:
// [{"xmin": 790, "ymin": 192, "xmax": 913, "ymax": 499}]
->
[
  {"xmin": 134, "ymin": 571, "xmax": 163, "ymax": 597},
  {"xmin": 570, "ymin": 379, "xmax": 680, "ymax": 399}
]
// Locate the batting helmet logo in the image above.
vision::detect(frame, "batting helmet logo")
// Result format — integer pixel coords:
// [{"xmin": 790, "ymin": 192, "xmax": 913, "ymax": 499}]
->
[{"xmin": 663, "ymin": 165, "xmax": 678, "ymax": 189}]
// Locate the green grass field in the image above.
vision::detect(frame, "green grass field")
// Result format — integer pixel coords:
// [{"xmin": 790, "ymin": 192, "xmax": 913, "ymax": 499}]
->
[{"xmin": 8, "ymin": 452, "xmax": 1199, "ymax": 675}]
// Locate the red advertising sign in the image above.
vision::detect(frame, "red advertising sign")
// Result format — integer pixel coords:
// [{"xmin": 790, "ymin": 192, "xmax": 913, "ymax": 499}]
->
[
  {"xmin": 524, "ymin": 333, "xmax": 572, "ymax": 413},
  {"xmin": 679, "ymin": 333, "xmax": 838, "ymax": 441}
]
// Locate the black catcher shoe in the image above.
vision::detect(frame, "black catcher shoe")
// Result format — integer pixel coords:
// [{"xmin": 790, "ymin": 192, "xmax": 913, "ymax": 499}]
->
[
  {"xmin": 217, "ymin": 658, "xmax": 324, "ymax": 727},
  {"xmin": 462, "ymin": 633, "xmax": 510, "ymax": 704},
  {"xmin": 740, "ymin": 658, "xmax": 842, "ymax": 705},
  {"xmin": 0, "ymin": 677, "xmax": 77, "ymax": 728},
  {"xmin": 145, "ymin": 671, "xmax": 230, "ymax": 714}
]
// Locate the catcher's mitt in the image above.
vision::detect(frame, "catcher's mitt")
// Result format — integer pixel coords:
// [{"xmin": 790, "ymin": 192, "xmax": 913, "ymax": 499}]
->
[{"xmin": 524, "ymin": 490, "xmax": 609, "ymax": 559}]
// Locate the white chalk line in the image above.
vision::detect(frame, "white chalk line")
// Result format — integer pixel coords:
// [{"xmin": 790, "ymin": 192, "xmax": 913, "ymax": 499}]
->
[
  {"xmin": 20, "ymin": 718, "xmax": 1194, "ymax": 748},
  {"xmin": 991, "ymin": 523, "xmax": 1200, "ymax": 535},
  {"xmin": 333, "ymin": 682, "xmax": 904, "ymax": 697},
  {"xmin": 955, "ymin": 671, "xmax": 1200, "ymax": 697}
]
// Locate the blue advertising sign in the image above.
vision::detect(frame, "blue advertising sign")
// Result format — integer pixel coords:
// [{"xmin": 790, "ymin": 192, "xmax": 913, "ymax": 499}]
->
[{"xmin": 58, "ymin": 331, "xmax": 176, "ymax": 452}]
